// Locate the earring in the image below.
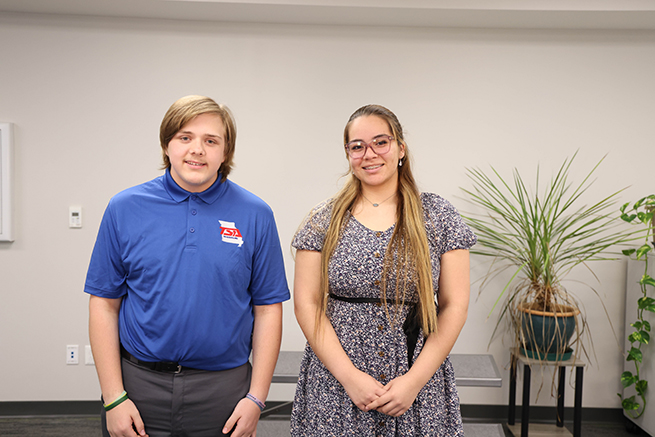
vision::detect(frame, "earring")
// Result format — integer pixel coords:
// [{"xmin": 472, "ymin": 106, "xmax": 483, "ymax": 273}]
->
[{"xmin": 399, "ymin": 159, "xmax": 403, "ymax": 167}]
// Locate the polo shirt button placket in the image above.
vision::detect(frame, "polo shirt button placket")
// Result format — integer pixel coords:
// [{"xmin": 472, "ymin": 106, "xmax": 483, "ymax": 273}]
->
[{"xmin": 187, "ymin": 195, "xmax": 199, "ymax": 245}]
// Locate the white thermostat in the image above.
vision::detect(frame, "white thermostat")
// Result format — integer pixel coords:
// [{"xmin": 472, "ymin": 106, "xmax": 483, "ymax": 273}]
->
[{"xmin": 69, "ymin": 206, "xmax": 82, "ymax": 228}]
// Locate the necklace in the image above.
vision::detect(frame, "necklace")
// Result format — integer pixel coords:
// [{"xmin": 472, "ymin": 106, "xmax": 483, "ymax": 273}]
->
[{"xmin": 362, "ymin": 192, "xmax": 396, "ymax": 207}]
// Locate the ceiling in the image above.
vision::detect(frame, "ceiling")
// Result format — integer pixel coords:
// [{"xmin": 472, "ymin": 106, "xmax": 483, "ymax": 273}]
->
[{"xmin": 1, "ymin": 0, "xmax": 655, "ymax": 29}]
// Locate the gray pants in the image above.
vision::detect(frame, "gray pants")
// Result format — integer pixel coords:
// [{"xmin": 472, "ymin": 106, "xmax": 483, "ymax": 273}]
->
[{"xmin": 102, "ymin": 357, "xmax": 251, "ymax": 437}]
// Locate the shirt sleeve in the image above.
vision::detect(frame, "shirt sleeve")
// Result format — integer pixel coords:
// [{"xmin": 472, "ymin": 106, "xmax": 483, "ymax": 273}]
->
[
  {"xmin": 249, "ymin": 208, "xmax": 291, "ymax": 306},
  {"xmin": 291, "ymin": 200, "xmax": 332, "ymax": 252},
  {"xmin": 84, "ymin": 200, "xmax": 128, "ymax": 298},
  {"xmin": 423, "ymin": 193, "xmax": 477, "ymax": 256}
]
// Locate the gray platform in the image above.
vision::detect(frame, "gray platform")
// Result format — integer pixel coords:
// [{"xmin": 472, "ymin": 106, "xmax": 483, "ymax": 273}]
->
[
  {"xmin": 272, "ymin": 351, "xmax": 503, "ymax": 387},
  {"xmin": 451, "ymin": 353, "xmax": 503, "ymax": 387}
]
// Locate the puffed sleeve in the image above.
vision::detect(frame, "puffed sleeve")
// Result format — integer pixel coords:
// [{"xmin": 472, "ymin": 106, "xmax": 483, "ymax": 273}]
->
[
  {"xmin": 422, "ymin": 193, "xmax": 477, "ymax": 256},
  {"xmin": 291, "ymin": 200, "xmax": 333, "ymax": 252}
]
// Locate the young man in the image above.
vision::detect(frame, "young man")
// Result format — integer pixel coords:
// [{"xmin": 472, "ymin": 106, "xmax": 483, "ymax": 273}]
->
[{"xmin": 86, "ymin": 95, "xmax": 289, "ymax": 437}]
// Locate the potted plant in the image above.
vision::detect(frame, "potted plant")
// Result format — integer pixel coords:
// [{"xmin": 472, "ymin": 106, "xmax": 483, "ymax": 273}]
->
[
  {"xmin": 619, "ymin": 195, "xmax": 655, "ymax": 421},
  {"xmin": 460, "ymin": 152, "xmax": 640, "ymax": 364}
]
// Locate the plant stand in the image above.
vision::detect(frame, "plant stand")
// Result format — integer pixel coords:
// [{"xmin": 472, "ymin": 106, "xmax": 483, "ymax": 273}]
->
[{"xmin": 508, "ymin": 348, "xmax": 585, "ymax": 437}]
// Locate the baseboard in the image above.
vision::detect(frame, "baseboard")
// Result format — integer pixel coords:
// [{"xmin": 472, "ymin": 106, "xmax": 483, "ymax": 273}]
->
[
  {"xmin": 0, "ymin": 401, "xmax": 102, "ymax": 417},
  {"xmin": 460, "ymin": 404, "xmax": 625, "ymax": 424},
  {"xmin": 0, "ymin": 401, "xmax": 625, "ymax": 424}
]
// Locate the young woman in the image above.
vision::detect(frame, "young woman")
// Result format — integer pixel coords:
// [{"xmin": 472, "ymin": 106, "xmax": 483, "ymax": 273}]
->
[{"xmin": 291, "ymin": 105, "xmax": 476, "ymax": 436}]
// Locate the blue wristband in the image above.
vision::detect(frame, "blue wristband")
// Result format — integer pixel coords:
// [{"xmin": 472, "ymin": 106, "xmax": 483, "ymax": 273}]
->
[{"xmin": 245, "ymin": 393, "xmax": 265, "ymax": 411}]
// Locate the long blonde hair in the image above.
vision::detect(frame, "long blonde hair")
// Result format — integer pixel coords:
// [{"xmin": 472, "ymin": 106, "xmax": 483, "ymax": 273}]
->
[{"xmin": 317, "ymin": 105, "xmax": 438, "ymax": 336}]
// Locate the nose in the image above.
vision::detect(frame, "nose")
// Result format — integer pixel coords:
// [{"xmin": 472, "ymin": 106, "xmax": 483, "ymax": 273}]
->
[
  {"xmin": 362, "ymin": 144, "xmax": 378, "ymax": 159},
  {"xmin": 189, "ymin": 138, "xmax": 205, "ymax": 155}
]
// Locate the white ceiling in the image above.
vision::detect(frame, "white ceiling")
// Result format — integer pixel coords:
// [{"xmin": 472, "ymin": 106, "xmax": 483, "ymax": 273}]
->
[{"xmin": 1, "ymin": 0, "xmax": 655, "ymax": 29}]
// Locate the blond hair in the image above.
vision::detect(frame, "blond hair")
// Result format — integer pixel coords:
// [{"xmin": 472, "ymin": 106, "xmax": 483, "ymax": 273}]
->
[
  {"xmin": 317, "ymin": 105, "xmax": 437, "ymax": 336},
  {"xmin": 159, "ymin": 95, "xmax": 236, "ymax": 182}
]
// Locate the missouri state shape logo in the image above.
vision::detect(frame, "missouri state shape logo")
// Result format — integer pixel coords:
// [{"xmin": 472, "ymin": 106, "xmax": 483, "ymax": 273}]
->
[{"xmin": 219, "ymin": 220, "xmax": 244, "ymax": 247}]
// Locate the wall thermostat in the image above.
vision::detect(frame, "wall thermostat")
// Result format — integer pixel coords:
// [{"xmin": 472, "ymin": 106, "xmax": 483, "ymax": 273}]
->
[{"xmin": 69, "ymin": 206, "xmax": 82, "ymax": 228}]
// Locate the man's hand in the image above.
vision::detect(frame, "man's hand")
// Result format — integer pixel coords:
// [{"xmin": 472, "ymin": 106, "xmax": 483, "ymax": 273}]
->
[
  {"xmin": 106, "ymin": 399, "xmax": 148, "ymax": 437},
  {"xmin": 222, "ymin": 397, "xmax": 261, "ymax": 437}
]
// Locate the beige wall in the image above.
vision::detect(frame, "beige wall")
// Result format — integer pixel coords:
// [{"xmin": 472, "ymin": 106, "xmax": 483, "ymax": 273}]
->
[{"xmin": 1, "ymin": 12, "xmax": 654, "ymax": 409}]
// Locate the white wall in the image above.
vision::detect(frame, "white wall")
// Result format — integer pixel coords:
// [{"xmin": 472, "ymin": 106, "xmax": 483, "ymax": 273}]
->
[{"xmin": 1, "ymin": 12, "xmax": 654, "ymax": 409}]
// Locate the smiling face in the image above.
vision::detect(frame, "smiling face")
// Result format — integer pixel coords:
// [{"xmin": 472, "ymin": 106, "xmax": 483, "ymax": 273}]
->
[
  {"xmin": 346, "ymin": 115, "xmax": 405, "ymax": 192},
  {"xmin": 166, "ymin": 113, "xmax": 226, "ymax": 193}
]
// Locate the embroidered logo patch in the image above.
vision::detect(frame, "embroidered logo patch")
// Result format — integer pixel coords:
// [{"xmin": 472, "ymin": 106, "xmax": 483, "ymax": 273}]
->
[{"xmin": 219, "ymin": 220, "xmax": 244, "ymax": 247}]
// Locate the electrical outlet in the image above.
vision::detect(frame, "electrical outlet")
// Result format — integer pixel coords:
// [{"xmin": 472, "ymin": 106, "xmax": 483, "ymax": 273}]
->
[
  {"xmin": 67, "ymin": 345, "xmax": 79, "ymax": 364},
  {"xmin": 85, "ymin": 345, "xmax": 94, "ymax": 365}
]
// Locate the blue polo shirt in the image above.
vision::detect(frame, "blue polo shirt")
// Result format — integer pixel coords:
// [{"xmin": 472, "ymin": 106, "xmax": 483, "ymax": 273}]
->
[{"xmin": 85, "ymin": 170, "xmax": 290, "ymax": 371}]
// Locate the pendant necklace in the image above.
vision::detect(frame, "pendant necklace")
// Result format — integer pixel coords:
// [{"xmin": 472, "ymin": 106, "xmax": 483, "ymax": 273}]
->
[{"xmin": 362, "ymin": 193, "xmax": 395, "ymax": 207}]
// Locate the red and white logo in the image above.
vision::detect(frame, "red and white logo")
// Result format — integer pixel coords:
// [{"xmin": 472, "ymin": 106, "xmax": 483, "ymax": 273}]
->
[{"xmin": 219, "ymin": 220, "xmax": 244, "ymax": 247}]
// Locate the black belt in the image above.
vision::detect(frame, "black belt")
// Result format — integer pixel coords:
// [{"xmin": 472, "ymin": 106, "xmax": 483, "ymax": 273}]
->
[
  {"xmin": 120, "ymin": 344, "xmax": 199, "ymax": 373},
  {"xmin": 328, "ymin": 294, "xmax": 420, "ymax": 369}
]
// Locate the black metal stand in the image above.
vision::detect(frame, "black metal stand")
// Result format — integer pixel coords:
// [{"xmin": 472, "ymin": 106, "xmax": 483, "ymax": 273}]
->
[
  {"xmin": 557, "ymin": 367, "xmax": 565, "ymax": 427},
  {"xmin": 508, "ymin": 353, "xmax": 517, "ymax": 426},
  {"xmin": 508, "ymin": 349, "xmax": 585, "ymax": 437}
]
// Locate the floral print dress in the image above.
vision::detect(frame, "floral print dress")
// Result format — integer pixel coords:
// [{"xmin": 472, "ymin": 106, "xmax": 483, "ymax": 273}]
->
[{"xmin": 290, "ymin": 193, "xmax": 476, "ymax": 437}]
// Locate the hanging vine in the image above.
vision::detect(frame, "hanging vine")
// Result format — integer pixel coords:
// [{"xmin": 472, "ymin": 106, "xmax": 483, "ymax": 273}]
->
[{"xmin": 618, "ymin": 195, "xmax": 655, "ymax": 418}]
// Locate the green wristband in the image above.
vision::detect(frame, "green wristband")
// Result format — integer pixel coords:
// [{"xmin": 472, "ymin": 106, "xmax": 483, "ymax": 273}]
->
[{"xmin": 104, "ymin": 391, "xmax": 128, "ymax": 411}]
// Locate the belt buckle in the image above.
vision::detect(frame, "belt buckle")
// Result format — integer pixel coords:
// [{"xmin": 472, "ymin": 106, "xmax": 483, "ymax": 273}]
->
[{"xmin": 155, "ymin": 361, "xmax": 183, "ymax": 373}]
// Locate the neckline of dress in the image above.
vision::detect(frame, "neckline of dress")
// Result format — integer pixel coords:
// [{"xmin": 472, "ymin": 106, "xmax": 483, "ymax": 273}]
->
[{"xmin": 348, "ymin": 212, "xmax": 396, "ymax": 234}]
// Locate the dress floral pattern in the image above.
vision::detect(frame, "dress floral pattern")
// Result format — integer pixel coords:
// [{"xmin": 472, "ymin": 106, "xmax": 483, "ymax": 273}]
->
[{"xmin": 290, "ymin": 193, "xmax": 477, "ymax": 437}]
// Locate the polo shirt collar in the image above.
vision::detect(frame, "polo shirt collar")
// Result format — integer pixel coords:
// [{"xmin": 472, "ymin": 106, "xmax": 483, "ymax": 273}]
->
[{"xmin": 163, "ymin": 169, "xmax": 227, "ymax": 204}]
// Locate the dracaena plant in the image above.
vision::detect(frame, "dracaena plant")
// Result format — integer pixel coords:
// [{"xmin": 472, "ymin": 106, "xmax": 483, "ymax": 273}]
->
[
  {"xmin": 618, "ymin": 195, "xmax": 655, "ymax": 419},
  {"xmin": 460, "ymin": 152, "xmax": 641, "ymax": 360}
]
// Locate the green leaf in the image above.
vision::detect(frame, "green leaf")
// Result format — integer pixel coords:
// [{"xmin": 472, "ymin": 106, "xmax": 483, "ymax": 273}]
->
[
  {"xmin": 621, "ymin": 371, "xmax": 636, "ymax": 388},
  {"xmin": 636, "ymin": 379, "xmax": 648, "ymax": 396},
  {"xmin": 636, "ymin": 244, "xmax": 653, "ymax": 260},
  {"xmin": 638, "ymin": 297, "xmax": 655, "ymax": 310},
  {"xmin": 644, "ymin": 321, "xmax": 651, "ymax": 332},
  {"xmin": 622, "ymin": 396, "xmax": 640, "ymax": 411},
  {"xmin": 643, "ymin": 211, "xmax": 654, "ymax": 225},
  {"xmin": 632, "ymin": 321, "xmax": 643, "ymax": 330},
  {"xmin": 628, "ymin": 347, "xmax": 643, "ymax": 363},
  {"xmin": 637, "ymin": 211, "xmax": 654, "ymax": 225},
  {"xmin": 620, "ymin": 202, "xmax": 630, "ymax": 213},
  {"xmin": 622, "ymin": 213, "xmax": 638, "ymax": 223},
  {"xmin": 628, "ymin": 331, "xmax": 650, "ymax": 344},
  {"xmin": 623, "ymin": 249, "xmax": 637, "ymax": 256},
  {"xmin": 640, "ymin": 274, "xmax": 655, "ymax": 287}
]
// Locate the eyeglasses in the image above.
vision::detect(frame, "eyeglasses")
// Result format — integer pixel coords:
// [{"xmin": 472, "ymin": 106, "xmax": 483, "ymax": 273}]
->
[{"xmin": 344, "ymin": 135, "xmax": 395, "ymax": 159}]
